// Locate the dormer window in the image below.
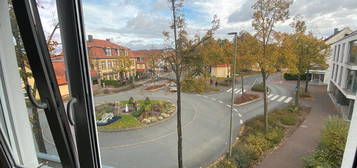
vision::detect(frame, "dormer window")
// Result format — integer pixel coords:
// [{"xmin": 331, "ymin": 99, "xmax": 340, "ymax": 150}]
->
[{"xmin": 105, "ymin": 47, "xmax": 111, "ymax": 56}]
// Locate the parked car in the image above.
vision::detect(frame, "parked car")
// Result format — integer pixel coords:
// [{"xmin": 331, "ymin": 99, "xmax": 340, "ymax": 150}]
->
[{"xmin": 168, "ymin": 82, "xmax": 177, "ymax": 92}]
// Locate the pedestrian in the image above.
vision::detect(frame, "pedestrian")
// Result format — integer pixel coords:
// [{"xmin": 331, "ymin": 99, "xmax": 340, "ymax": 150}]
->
[
  {"xmin": 210, "ymin": 79, "xmax": 213, "ymax": 85},
  {"xmin": 215, "ymin": 81, "xmax": 218, "ymax": 87}
]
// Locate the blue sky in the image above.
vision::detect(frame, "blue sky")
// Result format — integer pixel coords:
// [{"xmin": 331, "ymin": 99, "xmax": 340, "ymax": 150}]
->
[{"xmin": 38, "ymin": 0, "xmax": 357, "ymax": 50}]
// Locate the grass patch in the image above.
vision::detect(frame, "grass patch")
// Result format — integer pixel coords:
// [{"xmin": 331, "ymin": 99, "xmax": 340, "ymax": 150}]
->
[
  {"xmin": 234, "ymin": 93, "xmax": 260, "ymax": 104},
  {"xmin": 251, "ymin": 83, "xmax": 269, "ymax": 92},
  {"xmin": 212, "ymin": 105, "xmax": 308, "ymax": 168},
  {"xmin": 98, "ymin": 114, "xmax": 142, "ymax": 130}
]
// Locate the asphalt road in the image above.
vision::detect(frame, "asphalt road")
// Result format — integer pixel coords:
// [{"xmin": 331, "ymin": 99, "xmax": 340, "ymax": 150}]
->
[{"xmin": 41, "ymin": 73, "xmax": 294, "ymax": 168}]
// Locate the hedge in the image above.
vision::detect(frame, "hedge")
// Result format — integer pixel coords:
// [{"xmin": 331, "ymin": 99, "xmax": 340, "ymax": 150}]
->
[{"xmin": 283, "ymin": 73, "xmax": 308, "ymax": 80}]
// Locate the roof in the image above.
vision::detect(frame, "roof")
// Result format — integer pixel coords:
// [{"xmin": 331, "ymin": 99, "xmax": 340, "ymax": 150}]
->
[
  {"xmin": 130, "ymin": 49, "xmax": 162, "ymax": 58},
  {"xmin": 87, "ymin": 39, "xmax": 130, "ymax": 59},
  {"xmin": 324, "ymin": 27, "xmax": 353, "ymax": 44},
  {"xmin": 51, "ymin": 60, "xmax": 97, "ymax": 85},
  {"xmin": 332, "ymin": 30, "xmax": 357, "ymax": 44}
]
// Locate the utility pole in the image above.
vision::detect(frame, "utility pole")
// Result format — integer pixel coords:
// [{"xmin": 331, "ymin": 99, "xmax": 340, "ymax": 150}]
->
[{"xmin": 228, "ymin": 32, "xmax": 237, "ymax": 157}]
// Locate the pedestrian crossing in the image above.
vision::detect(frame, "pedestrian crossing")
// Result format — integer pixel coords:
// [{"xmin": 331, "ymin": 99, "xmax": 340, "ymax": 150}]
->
[
  {"xmin": 267, "ymin": 94, "xmax": 293, "ymax": 103},
  {"xmin": 226, "ymin": 88, "xmax": 246, "ymax": 94}
]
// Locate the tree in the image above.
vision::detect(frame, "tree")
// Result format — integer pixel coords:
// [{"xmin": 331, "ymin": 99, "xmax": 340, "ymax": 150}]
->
[
  {"xmin": 236, "ymin": 31, "xmax": 257, "ymax": 94},
  {"xmin": 165, "ymin": 0, "xmax": 219, "ymax": 167},
  {"xmin": 251, "ymin": 0, "xmax": 292, "ymax": 133},
  {"xmin": 114, "ymin": 55, "xmax": 133, "ymax": 80},
  {"xmin": 289, "ymin": 17, "xmax": 329, "ymax": 105}
]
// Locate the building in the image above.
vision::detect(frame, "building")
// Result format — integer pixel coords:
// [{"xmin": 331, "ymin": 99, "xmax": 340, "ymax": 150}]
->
[
  {"xmin": 211, "ymin": 64, "xmax": 231, "ymax": 78},
  {"xmin": 87, "ymin": 35, "xmax": 136, "ymax": 82},
  {"xmin": 310, "ymin": 28, "xmax": 352, "ymax": 84},
  {"xmin": 327, "ymin": 29, "xmax": 357, "ymax": 167}
]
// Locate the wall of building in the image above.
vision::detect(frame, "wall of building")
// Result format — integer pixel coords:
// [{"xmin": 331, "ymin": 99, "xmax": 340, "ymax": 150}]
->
[{"xmin": 211, "ymin": 66, "xmax": 230, "ymax": 78}]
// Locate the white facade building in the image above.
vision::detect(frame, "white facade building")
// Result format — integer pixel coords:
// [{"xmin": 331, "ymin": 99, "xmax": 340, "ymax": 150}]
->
[
  {"xmin": 327, "ymin": 30, "xmax": 357, "ymax": 167},
  {"xmin": 310, "ymin": 28, "xmax": 352, "ymax": 85}
]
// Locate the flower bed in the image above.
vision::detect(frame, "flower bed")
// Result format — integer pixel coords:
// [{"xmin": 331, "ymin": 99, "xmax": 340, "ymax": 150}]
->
[
  {"xmin": 144, "ymin": 84, "xmax": 166, "ymax": 91},
  {"xmin": 96, "ymin": 97, "xmax": 175, "ymax": 130},
  {"xmin": 234, "ymin": 93, "xmax": 260, "ymax": 104}
]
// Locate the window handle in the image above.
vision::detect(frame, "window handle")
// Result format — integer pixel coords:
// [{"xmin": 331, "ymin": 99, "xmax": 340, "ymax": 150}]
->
[
  {"xmin": 67, "ymin": 98, "xmax": 78, "ymax": 125},
  {"xmin": 25, "ymin": 84, "xmax": 48, "ymax": 109}
]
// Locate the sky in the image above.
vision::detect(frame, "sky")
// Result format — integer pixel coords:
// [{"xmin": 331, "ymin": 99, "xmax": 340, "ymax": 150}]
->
[{"xmin": 38, "ymin": 0, "xmax": 357, "ymax": 50}]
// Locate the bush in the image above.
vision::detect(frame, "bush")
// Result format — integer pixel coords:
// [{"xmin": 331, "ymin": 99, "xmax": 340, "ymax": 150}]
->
[
  {"xmin": 132, "ymin": 107, "xmax": 144, "ymax": 117},
  {"xmin": 303, "ymin": 116, "xmax": 349, "ymax": 168},
  {"xmin": 283, "ymin": 73, "xmax": 307, "ymax": 80},
  {"xmin": 144, "ymin": 97, "xmax": 151, "ymax": 105},
  {"xmin": 245, "ymin": 133, "xmax": 272, "ymax": 157},
  {"xmin": 280, "ymin": 113, "xmax": 298, "ymax": 125},
  {"xmin": 251, "ymin": 83, "xmax": 268, "ymax": 92},
  {"xmin": 128, "ymin": 97, "xmax": 135, "ymax": 105},
  {"xmin": 213, "ymin": 158, "xmax": 236, "ymax": 168},
  {"xmin": 266, "ymin": 127, "xmax": 284, "ymax": 144},
  {"xmin": 232, "ymin": 145, "xmax": 258, "ymax": 168},
  {"xmin": 182, "ymin": 78, "xmax": 214, "ymax": 93}
]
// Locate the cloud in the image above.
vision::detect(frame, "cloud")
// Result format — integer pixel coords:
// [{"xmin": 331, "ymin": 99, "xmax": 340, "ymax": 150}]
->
[{"xmin": 228, "ymin": 0, "xmax": 255, "ymax": 23}]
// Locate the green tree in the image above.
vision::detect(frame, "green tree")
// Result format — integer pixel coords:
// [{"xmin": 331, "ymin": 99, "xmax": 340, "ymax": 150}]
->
[
  {"xmin": 251, "ymin": 0, "xmax": 293, "ymax": 133},
  {"xmin": 165, "ymin": 0, "xmax": 219, "ymax": 167}
]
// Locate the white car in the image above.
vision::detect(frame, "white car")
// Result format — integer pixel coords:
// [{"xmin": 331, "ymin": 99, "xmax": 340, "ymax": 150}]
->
[{"xmin": 168, "ymin": 82, "xmax": 177, "ymax": 92}]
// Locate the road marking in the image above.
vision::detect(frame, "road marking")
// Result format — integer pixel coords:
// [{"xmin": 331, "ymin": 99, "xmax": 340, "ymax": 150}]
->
[
  {"xmin": 268, "ymin": 94, "xmax": 274, "ymax": 98},
  {"xmin": 284, "ymin": 97, "xmax": 293, "ymax": 103},
  {"xmin": 218, "ymin": 101, "xmax": 223, "ymax": 104},
  {"xmin": 235, "ymin": 89, "xmax": 241, "ymax": 94},
  {"xmin": 270, "ymin": 95, "xmax": 280, "ymax": 101},
  {"xmin": 277, "ymin": 96, "xmax": 286, "ymax": 102},
  {"xmin": 251, "ymin": 79, "xmax": 257, "ymax": 88},
  {"xmin": 233, "ymin": 109, "xmax": 238, "ymax": 112},
  {"xmin": 238, "ymin": 113, "xmax": 242, "ymax": 117},
  {"xmin": 211, "ymin": 98, "xmax": 217, "ymax": 101},
  {"xmin": 226, "ymin": 88, "xmax": 232, "ymax": 92},
  {"xmin": 203, "ymin": 95, "xmax": 208, "ymax": 98},
  {"xmin": 226, "ymin": 104, "xmax": 231, "ymax": 108},
  {"xmin": 240, "ymin": 120, "xmax": 243, "ymax": 124}
]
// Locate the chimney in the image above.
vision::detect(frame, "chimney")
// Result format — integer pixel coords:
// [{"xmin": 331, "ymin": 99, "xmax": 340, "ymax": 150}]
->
[
  {"xmin": 106, "ymin": 38, "xmax": 110, "ymax": 42},
  {"xmin": 334, "ymin": 28, "xmax": 339, "ymax": 34},
  {"xmin": 88, "ymin": 35, "xmax": 93, "ymax": 42}
]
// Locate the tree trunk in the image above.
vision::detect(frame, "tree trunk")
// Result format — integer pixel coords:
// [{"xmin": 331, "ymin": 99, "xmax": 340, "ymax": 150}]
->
[
  {"xmin": 305, "ymin": 73, "xmax": 309, "ymax": 93},
  {"xmin": 176, "ymin": 75, "xmax": 183, "ymax": 168},
  {"xmin": 262, "ymin": 71, "xmax": 268, "ymax": 134},
  {"xmin": 295, "ymin": 75, "xmax": 301, "ymax": 106},
  {"xmin": 31, "ymin": 86, "xmax": 47, "ymax": 153},
  {"xmin": 241, "ymin": 75, "xmax": 244, "ymax": 95}
]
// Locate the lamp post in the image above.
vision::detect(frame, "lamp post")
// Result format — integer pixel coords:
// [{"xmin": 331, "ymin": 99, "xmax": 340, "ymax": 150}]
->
[{"xmin": 228, "ymin": 32, "xmax": 237, "ymax": 157}]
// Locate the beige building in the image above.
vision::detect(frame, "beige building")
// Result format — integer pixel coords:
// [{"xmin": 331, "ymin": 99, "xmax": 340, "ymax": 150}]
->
[{"xmin": 211, "ymin": 64, "xmax": 231, "ymax": 78}]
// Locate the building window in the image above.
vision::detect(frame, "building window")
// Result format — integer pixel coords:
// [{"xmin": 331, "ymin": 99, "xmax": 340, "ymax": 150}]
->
[
  {"xmin": 337, "ymin": 44, "xmax": 340, "ymax": 62},
  {"xmin": 125, "ymin": 50, "xmax": 128, "ymax": 56},
  {"xmin": 101, "ymin": 61, "xmax": 106, "ymax": 70},
  {"xmin": 105, "ymin": 47, "xmax": 111, "ymax": 56},
  {"xmin": 338, "ymin": 66, "xmax": 343, "ymax": 86},
  {"xmin": 332, "ymin": 64, "xmax": 335, "ymax": 80},
  {"xmin": 117, "ymin": 49, "xmax": 120, "ymax": 56},
  {"xmin": 335, "ymin": 65, "xmax": 339, "ymax": 82},
  {"xmin": 108, "ymin": 61, "xmax": 112, "ymax": 69},
  {"xmin": 334, "ymin": 45, "xmax": 337, "ymax": 61},
  {"xmin": 341, "ymin": 43, "xmax": 345, "ymax": 63},
  {"xmin": 349, "ymin": 41, "xmax": 357, "ymax": 64}
]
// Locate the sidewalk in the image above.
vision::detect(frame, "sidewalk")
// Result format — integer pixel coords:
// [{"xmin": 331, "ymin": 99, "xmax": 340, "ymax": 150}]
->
[{"xmin": 256, "ymin": 85, "xmax": 337, "ymax": 168}]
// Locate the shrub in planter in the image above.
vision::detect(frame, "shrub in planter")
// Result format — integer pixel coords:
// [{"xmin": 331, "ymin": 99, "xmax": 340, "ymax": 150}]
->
[
  {"xmin": 303, "ymin": 116, "xmax": 349, "ymax": 168},
  {"xmin": 232, "ymin": 145, "xmax": 258, "ymax": 168},
  {"xmin": 251, "ymin": 83, "xmax": 268, "ymax": 92},
  {"xmin": 245, "ymin": 133, "xmax": 272, "ymax": 157},
  {"xmin": 266, "ymin": 127, "xmax": 284, "ymax": 144},
  {"xmin": 132, "ymin": 107, "xmax": 144, "ymax": 117},
  {"xmin": 128, "ymin": 97, "xmax": 135, "ymax": 105},
  {"xmin": 280, "ymin": 114, "xmax": 297, "ymax": 126},
  {"xmin": 144, "ymin": 97, "xmax": 151, "ymax": 105},
  {"xmin": 213, "ymin": 158, "xmax": 236, "ymax": 168}
]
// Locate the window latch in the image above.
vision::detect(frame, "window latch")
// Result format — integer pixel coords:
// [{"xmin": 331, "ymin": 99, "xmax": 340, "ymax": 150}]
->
[
  {"xmin": 67, "ymin": 97, "xmax": 78, "ymax": 125},
  {"xmin": 25, "ymin": 84, "xmax": 48, "ymax": 109}
]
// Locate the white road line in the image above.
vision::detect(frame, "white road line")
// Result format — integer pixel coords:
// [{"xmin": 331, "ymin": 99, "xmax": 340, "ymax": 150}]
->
[
  {"xmin": 240, "ymin": 120, "xmax": 243, "ymax": 124},
  {"xmin": 238, "ymin": 113, "xmax": 242, "ymax": 117},
  {"xmin": 235, "ymin": 89, "xmax": 241, "ymax": 94},
  {"xmin": 270, "ymin": 95, "xmax": 280, "ymax": 101},
  {"xmin": 284, "ymin": 97, "xmax": 293, "ymax": 103},
  {"xmin": 268, "ymin": 94, "xmax": 274, "ymax": 98},
  {"xmin": 277, "ymin": 96, "xmax": 286, "ymax": 102},
  {"xmin": 226, "ymin": 104, "xmax": 231, "ymax": 108},
  {"xmin": 226, "ymin": 88, "xmax": 232, "ymax": 92},
  {"xmin": 203, "ymin": 96, "xmax": 208, "ymax": 98},
  {"xmin": 211, "ymin": 98, "xmax": 217, "ymax": 101},
  {"xmin": 218, "ymin": 101, "xmax": 223, "ymax": 104},
  {"xmin": 233, "ymin": 109, "xmax": 238, "ymax": 112},
  {"xmin": 251, "ymin": 79, "xmax": 257, "ymax": 88}
]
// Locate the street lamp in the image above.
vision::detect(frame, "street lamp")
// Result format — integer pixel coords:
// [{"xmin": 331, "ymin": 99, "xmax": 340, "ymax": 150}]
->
[{"xmin": 228, "ymin": 32, "xmax": 237, "ymax": 157}]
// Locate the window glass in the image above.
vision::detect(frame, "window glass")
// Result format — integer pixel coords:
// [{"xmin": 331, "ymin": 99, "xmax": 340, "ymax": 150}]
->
[{"xmin": 349, "ymin": 41, "xmax": 357, "ymax": 63}]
